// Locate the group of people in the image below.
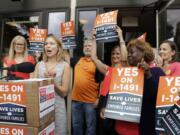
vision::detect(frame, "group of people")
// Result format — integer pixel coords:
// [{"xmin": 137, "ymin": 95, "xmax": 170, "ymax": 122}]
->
[
  {"xmin": 2, "ymin": 34, "xmax": 70, "ymax": 135},
  {"xmin": 1, "ymin": 24, "xmax": 180, "ymax": 135}
]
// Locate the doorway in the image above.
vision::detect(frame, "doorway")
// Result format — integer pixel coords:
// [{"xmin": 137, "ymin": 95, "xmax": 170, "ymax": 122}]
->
[
  {"xmin": 99, "ymin": 8, "xmax": 156, "ymax": 66},
  {"xmin": 0, "ymin": 12, "xmax": 42, "ymax": 57}
]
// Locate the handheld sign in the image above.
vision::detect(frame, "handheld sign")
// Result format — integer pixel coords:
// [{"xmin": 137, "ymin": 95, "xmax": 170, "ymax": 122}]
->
[
  {"xmin": 29, "ymin": 28, "xmax": 47, "ymax": 55},
  {"xmin": 104, "ymin": 67, "xmax": 144, "ymax": 123},
  {"xmin": 61, "ymin": 21, "xmax": 76, "ymax": 49},
  {"xmin": 161, "ymin": 99, "xmax": 180, "ymax": 135},
  {"xmin": 94, "ymin": 10, "xmax": 118, "ymax": 43},
  {"xmin": 156, "ymin": 76, "xmax": 180, "ymax": 134}
]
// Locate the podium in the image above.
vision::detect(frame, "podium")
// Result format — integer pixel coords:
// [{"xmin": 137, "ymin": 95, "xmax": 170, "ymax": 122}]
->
[{"xmin": 0, "ymin": 78, "xmax": 55, "ymax": 135}]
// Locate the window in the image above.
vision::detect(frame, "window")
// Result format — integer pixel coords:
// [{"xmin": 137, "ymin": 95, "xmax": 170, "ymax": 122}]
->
[
  {"xmin": 78, "ymin": 10, "xmax": 97, "ymax": 39},
  {"xmin": 166, "ymin": 9, "xmax": 180, "ymax": 59},
  {"xmin": 2, "ymin": 14, "xmax": 40, "ymax": 54},
  {"xmin": 76, "ymin": 9, "xmax": 98, "ymax": 56},
  {"xmin": 48, "ymin": 11, "xmax": 66, "ymax": 38},
  {"xmin": 166, "ymin": 9, "xmax": 180, "ymax": 40}
]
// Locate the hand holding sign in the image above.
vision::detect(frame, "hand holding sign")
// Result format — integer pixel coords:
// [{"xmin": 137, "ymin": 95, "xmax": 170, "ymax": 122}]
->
[
  {"xmin": 115, "ymin": 25, "xmax": 124, "ymax": 42},
  {"xmin": 100, "ymin": 108, "xmax": 106, "ymax": 119}
]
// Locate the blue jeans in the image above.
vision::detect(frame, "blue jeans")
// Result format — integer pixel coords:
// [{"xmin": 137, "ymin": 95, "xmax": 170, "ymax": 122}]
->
[{"xmin": 72, "ymin": 101, "xmax": 96, "ymax": 135}]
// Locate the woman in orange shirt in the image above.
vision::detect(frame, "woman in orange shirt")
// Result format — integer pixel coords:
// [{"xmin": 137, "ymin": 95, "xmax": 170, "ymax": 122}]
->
[
  {"xmin": 3, "ymin": 35, "xmax": 35, "ymax": 79},
  {"xmin": 92, "ymin": 26, "xmax": 127, "ymax": 75},
  {"xmin": 92, "ymin": 25, "xmax": 128, "ymax": 135}
]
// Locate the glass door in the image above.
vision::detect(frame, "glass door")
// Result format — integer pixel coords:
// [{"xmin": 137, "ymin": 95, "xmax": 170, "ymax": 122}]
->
[
  {"xmin": 0, "ymin": 13, "xmax": 42, "ymax": 55},
  {"xmin": 48, "ymin": 11, "xmax": 66, "ymax": 38},
  {"xmin": 75, "ymin": 8, "xmax": 99, "ymax": 56}
]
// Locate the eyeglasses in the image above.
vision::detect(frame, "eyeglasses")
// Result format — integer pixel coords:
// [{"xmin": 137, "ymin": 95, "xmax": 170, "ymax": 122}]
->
[
  {"xmin": 14, "ymin": 43, "xmax": 25, "ymax": 46},
  {"xmin": 44, "ymin": 42, "xmax": 57, "ymax": 46}
]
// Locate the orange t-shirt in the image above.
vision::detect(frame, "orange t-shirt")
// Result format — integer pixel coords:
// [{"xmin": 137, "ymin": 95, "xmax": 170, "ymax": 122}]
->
[
  {"xmin": 3, "ymin": 55, "xmax": 35, "ymax": 79},
  {"xmin": 72, "ymin": 57, "xmax": 99, "ymax": 103}
]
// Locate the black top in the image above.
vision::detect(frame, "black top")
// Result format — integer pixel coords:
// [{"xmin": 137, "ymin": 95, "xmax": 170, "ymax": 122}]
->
[{"xmin": 139, "ymin": 67, "xmax": 165, "ymax": 135}]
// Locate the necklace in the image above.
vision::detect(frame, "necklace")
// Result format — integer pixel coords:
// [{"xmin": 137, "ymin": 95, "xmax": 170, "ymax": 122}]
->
[{"xmin": 45, "ymin": 62, "xmax": 58, "ymax": 72}]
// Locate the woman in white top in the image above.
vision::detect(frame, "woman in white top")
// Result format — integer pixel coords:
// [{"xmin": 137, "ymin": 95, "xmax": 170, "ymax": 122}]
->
[{"xmin": 33, "ymin": 34, "xmax": 70, "ymax": 135}]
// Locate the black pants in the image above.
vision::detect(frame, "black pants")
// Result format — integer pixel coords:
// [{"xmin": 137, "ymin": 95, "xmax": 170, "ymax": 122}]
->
[{"xmin": 97, "ymin": 117, "xmax": 117, "ymax": 135}]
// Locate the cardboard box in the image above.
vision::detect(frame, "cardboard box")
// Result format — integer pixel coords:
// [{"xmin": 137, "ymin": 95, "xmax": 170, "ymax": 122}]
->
[
  {"xmin": 0, "ymin": 78, "xmax": 55, "ymax": 128},
  {"xmin": 0, "ymin": 121, "xmax": 55, "ymax": 135}
]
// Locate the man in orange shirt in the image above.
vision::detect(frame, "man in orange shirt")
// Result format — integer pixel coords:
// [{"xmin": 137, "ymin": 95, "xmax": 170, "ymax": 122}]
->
[{"xmin": 71, "ymin": 39, "xmax": 101, "ymax": 135}]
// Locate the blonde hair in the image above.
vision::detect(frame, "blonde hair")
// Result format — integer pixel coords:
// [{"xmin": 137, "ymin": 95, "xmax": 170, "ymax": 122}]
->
[
  {"xmin": 43, "ymin": 34, "xmax": 63, "ymax": 62},
  {"xmin": 8, "ymin": 35, "xmax": 28, "ymax": 61}
]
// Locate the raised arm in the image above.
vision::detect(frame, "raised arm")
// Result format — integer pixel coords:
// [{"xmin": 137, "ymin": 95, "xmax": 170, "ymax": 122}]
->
[
  {"xmin": 116, "ymin": 26, "xmax": 128, "ymax": 64},
  {"xmin": 91, "ymin": 29, "xmax": 108, "ymax": 75}
]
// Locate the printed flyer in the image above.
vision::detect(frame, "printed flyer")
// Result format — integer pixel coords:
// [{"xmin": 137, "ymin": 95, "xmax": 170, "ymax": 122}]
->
[
  {"xmin": 61, "ymin": 21, "xmax": 76, "ymax": 49},
  {"xmin": 155, "ymin": 76, "xmax": 180, "ymax": 134},
  {"xmin": 38, "ymin": 122, "xmax": 55, "ymax": 135},
  {"xmin": 94, "ymin": 10, "xmax": 118, "ymax": 43},
  {"xmin": 104, "ymin": 67, "xmax": 144, "ymax": 123},
  {"xmin": 39, "ymin": 84, "xmax": 55, "ymax": 118},
  {"xmin": 0, "ymin": 82, "xmax": 27, "ymax": 124}
]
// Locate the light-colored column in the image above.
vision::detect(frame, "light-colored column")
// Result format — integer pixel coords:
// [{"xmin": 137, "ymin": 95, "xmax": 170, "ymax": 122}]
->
[
  {"xmin": 67, "ymin": 1, "xmax": 76, "ymax": 135},
  {"xmin": 70, "ymin": 0, "xmax": 76, "ymax": 20},
  {"xmin": 156, "ymin": 10, "xmax": 159, "ymax": 50}
]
